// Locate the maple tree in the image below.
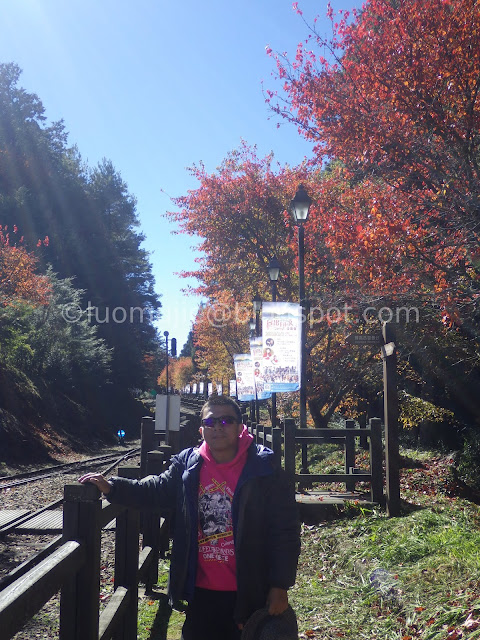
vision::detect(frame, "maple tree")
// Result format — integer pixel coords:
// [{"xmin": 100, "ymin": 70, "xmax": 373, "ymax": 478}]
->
[
  {"xmin": 267, "ymin": 0, "xmax": 480, "ymax": 333},
  {"xmin": 168, "ymin": 147, "xmax": 386, "ymax": 425},
  {"xmin": 0, "ymin": 225, "xmax": 51, "ymax": 306}
]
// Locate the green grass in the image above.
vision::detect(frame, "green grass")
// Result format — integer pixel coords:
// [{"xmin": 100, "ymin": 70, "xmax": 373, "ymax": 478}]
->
[{"xmin": 138, "ymin": 446, "xmax": 480, "ymax": 639}]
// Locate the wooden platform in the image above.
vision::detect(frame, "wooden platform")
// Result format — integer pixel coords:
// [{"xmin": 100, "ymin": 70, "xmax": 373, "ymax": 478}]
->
[
  {"xmin": 0, "ymin": 510, "xmax": 29, "ymax": 528},
  {"xmin": 295, "ymin": 490, "xmax": 375, "ymax": 505},
  {"xmin": 0, "ymin": 510, "xmax": 116, "ymax": 533}
]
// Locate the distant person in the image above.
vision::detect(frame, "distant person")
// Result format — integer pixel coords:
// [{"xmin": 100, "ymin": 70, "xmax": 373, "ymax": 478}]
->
[{"xmin": 79, "ymin": 395, "xmax": 300, "ymax": 640}]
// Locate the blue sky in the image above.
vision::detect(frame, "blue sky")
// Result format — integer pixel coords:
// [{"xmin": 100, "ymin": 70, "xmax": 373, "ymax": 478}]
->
[{"xmin": 1, "ymin": 0, "xmax": 360, "ymax": 349}]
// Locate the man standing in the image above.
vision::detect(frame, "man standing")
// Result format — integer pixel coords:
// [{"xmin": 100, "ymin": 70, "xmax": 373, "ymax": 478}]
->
[{"xmin": 79, "ymin": 395, "xmax": 300, "ymax": 640}]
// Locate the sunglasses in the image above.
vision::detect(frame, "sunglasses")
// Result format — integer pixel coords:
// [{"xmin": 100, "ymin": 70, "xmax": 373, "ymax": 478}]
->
[{"xmin": 201, "ymin": 416, "xmax": 238, "ymax": 428}]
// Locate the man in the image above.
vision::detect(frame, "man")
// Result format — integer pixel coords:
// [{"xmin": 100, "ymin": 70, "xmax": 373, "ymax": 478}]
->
[{"xmin": 79, "ymin": 395, "xmax": 300, "ymax": 640}]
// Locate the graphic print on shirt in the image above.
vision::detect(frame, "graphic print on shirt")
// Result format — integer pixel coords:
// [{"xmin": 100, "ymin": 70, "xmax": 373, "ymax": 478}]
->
[{"xmin": 198, "ymin": 477, "xmax": 234, "ymax": 562}]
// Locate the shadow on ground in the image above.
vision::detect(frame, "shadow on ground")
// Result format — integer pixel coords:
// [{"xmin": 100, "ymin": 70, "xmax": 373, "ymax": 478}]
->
[{"xmin": 146, "ymin": 589, "xmax": 187, "ymax": 640}]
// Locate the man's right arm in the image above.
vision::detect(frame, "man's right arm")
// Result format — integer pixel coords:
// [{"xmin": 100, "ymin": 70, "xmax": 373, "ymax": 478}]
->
[{"xmin": 78, "ymin": 455, "xmax": 184, "ymax": 510}]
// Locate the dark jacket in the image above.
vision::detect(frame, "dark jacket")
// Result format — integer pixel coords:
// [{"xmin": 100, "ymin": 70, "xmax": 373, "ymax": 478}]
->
[{"xmin": 107, "ymin": 442, "xmax": 300, "ymax": 623}]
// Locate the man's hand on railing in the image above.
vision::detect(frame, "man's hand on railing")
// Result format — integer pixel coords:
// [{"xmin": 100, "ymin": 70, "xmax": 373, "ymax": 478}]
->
[{"xmin": 78, "ymin": 473, "xmax": 112, "ymax": 495}]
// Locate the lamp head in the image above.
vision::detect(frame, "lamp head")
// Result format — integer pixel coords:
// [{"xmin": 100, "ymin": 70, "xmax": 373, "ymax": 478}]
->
[
  {"xmin": 252, "ymin": 294, "xmax": 262, "ymax": 314},
  {"xmin": 267, "ymin": 256, "xmax": 281, "ymax": 282},
  {"xmin": 290, "ymin": 184, "xmax": 312, "ymax": 223}
]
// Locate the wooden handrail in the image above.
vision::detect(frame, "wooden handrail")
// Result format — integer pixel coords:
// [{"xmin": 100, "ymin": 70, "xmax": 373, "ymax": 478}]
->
[{"xmin": 0, "ymin": 541, "xmax": 84, "ymax": 640}]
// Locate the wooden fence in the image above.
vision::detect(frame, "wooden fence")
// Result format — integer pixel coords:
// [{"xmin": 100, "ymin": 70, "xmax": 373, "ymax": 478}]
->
[
  {"xmin": 248, "ymin": 417, "xmax": 384, "ymax": 504},
  {"xmin": 0, "ymin": 458, "xmax": 170, "ymax": 640}
]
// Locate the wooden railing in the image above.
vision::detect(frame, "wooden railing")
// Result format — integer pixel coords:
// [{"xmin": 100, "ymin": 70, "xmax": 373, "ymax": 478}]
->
[
  {"xmin": 248, "ymin": 417, "xmax": 384, "ymax": 504},
  {"xmin": 0, "ymin": 463, "xmax": 168, "ymax": 640}
]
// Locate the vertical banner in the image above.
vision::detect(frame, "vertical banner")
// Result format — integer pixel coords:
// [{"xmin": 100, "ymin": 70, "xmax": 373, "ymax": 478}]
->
[
  {"xmin": 261, "ymin": 302, "xmax": 301, "ymax": 392},
  {"xmin": 199, "ymin": 382, "xmax": 205, "ymax": 395},
  {"xmin": 229, "ymin": 379, "xmax": 237, "ymax": 397},
  {"xmin": 250, "ymin": 337, "xmax": 272, "ymax": 400},
  {"xmin": 192, "ymin": 383, "xmax": 198, "ymax": 394},
  {"xmin": 208, "ymin": 382, "xmax": 213, "ymax": 396},
  {"xmin": 233, "ymin": 353, "xmax": 256, "ymax": 401}
]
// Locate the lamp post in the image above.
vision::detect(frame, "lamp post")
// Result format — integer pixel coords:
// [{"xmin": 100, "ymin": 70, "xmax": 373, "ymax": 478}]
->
[
  {"xmin": 163, "ymin": 330, "xmax": 170, "ymax": 444},
  {"xmin": 290, "ymin": 184, "xmax": 312, "ymax": 474},
  {"xmin": 268, "ymin": 256, "xmax": 281, "ymax": 428},
  {"xmin": 252, "ymin": 294, "xmax": 262, "ymax": 336},
  {"xmin": 252, "ymin": 295, "xmax": 262, "ymax": 424}
]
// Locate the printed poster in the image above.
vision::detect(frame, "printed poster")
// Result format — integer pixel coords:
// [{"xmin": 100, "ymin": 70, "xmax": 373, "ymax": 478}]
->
[
  {"xmin": 261, "ymin": 301, "xmax": 301, "ymax": 392},
  {"xmin": 233, "ymin": 353, "xmax": 255, "ymax": 401},
  {"xmin": 229, "ymin": 379, "xmax": 237, "ymax": 397},
  {"xmin": 250, "ymin": 336, "xmax": 272, "ymax": 400}
]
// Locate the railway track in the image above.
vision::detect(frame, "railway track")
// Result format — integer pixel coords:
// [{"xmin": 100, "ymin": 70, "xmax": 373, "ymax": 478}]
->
[
  {"xmin": 0, "ymin": 447, "xmax": 140, "ymax": 536},
  {"xmin": 0, "ymin": 448, "xmax": 140, "ymax": 489}
]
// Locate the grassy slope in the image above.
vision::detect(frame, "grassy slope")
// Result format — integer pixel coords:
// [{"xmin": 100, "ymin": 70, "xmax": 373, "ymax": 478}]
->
[{"xmin": 138, "ymin": 446, "xmax": 480, "ymax": 640}]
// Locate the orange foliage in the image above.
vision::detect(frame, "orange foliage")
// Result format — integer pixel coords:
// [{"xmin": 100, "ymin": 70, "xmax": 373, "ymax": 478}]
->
[{"xmin": 0, "ymin": 225, "xmax": 51, "ymax": 306}]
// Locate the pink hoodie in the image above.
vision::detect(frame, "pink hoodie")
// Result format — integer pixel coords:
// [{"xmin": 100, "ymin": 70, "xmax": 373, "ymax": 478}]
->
[{"xmin": 195, "ymin": 426, "xmax": 254, "ymax": 591}]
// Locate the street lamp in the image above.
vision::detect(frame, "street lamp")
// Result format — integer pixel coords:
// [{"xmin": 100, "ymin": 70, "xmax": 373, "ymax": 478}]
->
[
  {"xmin": 267, "ymin": 256, "xmax": 281, "ymax": 301},
  {"xmin": 268, "ymin": 256, "xmax": 281, "ymax": 428},
  {"xmin": 290, "ymin": 185, "xmax": 312, "ymax": 473},
  {"xmin": 163, "ymin": 330, "xmax": 170, "ymax": 444}
]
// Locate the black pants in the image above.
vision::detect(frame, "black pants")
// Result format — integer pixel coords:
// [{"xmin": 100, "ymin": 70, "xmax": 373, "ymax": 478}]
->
[{"xmin": 181, "ymin": 587, "xmax": 242, "ymax": 640}]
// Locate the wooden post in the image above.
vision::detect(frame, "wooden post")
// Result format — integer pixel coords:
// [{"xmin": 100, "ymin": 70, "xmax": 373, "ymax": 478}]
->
[
  {"xmin": 345, "ymin": 419, "xmax": 356, "ymax": 492},
  {"xmin": 382, "ymin": 322, "xmax": 401, "ymax": 516},
  {"xmin": 140, "ymin": 416, "xmax": 156, "ymax": 477},
  {"xmin": 114, "ymin": 467, "xmax": 141, "ymax": 640},
  {"xmin": 60, "ymin": 483, "xmax": 102, "ymax": 640},
  {"xmin": 263, "ymin": 426, "xmax": 272, "ymax": 452},
  {"xmin": 369, "ymin": 418, "xmax": 384, "ymax": 505},
  {"xmin": 272, "ymin": 427, "xmax": 283, "ymax": 469},
  {"xmin": 284, "ymin": 419, "xmax": 296, "ymax": 484},
  {"xmin": 143, "ymin": 452, "xmax": 165, "ymax": 591}
]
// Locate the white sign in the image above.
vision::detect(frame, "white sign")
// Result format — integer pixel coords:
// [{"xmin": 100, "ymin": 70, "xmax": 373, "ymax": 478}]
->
[
  {"xmin": 233, "ymin": 353, "xmax": 256, "ymax": 401},
  {"xmin": 250, "ymin": 336, "xmax": 271, "ymax": 400},
  {"xmin": 229, "ymin": 379, "xmax": 237, "ymax": 396},
  {"xmin": 155, "ymin": 394, "xmax": 181, "ymax": 432},
  {"xmin": 261, "ymin": 302, "xmax": 301, "ymax": 392}
]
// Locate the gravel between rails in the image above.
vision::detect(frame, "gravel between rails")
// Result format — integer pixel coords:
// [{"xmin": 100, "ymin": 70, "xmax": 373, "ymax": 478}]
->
[{"xmin": 1, "ymin": 452, "xmax": 142, "ymax": 640}]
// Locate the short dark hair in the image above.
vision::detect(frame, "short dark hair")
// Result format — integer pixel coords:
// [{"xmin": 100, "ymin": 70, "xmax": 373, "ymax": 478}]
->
[{"xmin": 200, "ymin": 395, "xmax": 242, "ymax": 423}]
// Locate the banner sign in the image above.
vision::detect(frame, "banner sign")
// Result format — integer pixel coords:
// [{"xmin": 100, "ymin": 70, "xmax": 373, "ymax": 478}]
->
[
  {"xmin": 229, "ymin": 379, "xmax": 237, "ymax": 397},
  {"xmin": 192, "ymin": 383, "xmax": 198, "ymax": 394},
  {"xmin": 250, "ymin": 336, "xmax": 272, "ymax": 400},
  {"xmin": 261, "ymin": 301, "xmax": 301, "ymax": 392},
  {"xmin": 233, "ymin": 353, "xmax": 256, "ymax": 401},
  {"xmin": 199, "ymin": 382, "xmax": 204, "ymax": 395},
  {"xmin": 216, "ymin": 382, "xmax": 223, "ymax": 396},
  {"xmin": 208, "ymin": 382, "xmax": 213, "ymax": 396}
]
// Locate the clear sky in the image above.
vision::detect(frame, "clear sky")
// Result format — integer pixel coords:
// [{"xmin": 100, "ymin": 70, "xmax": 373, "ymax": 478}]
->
[{"xmin": 1, "ymin": 0, "xmax": 361, "ymax": 350}]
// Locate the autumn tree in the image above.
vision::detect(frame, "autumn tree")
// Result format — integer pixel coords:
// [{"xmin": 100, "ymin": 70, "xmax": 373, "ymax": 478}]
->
[
  {"xmin": 259, "ymin": 0, "xmax": 480, "ymax": 429},
  {"xmin": 168, "ymin": 146, "xmax": 388, "ymax": 425},
  {"xmin": 0, "ymin": 226, "xmax": 50, "ymax": 306},
  {"xmin": 267, "ymin": 0, "xmax": 480, "ymax": 332}
]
